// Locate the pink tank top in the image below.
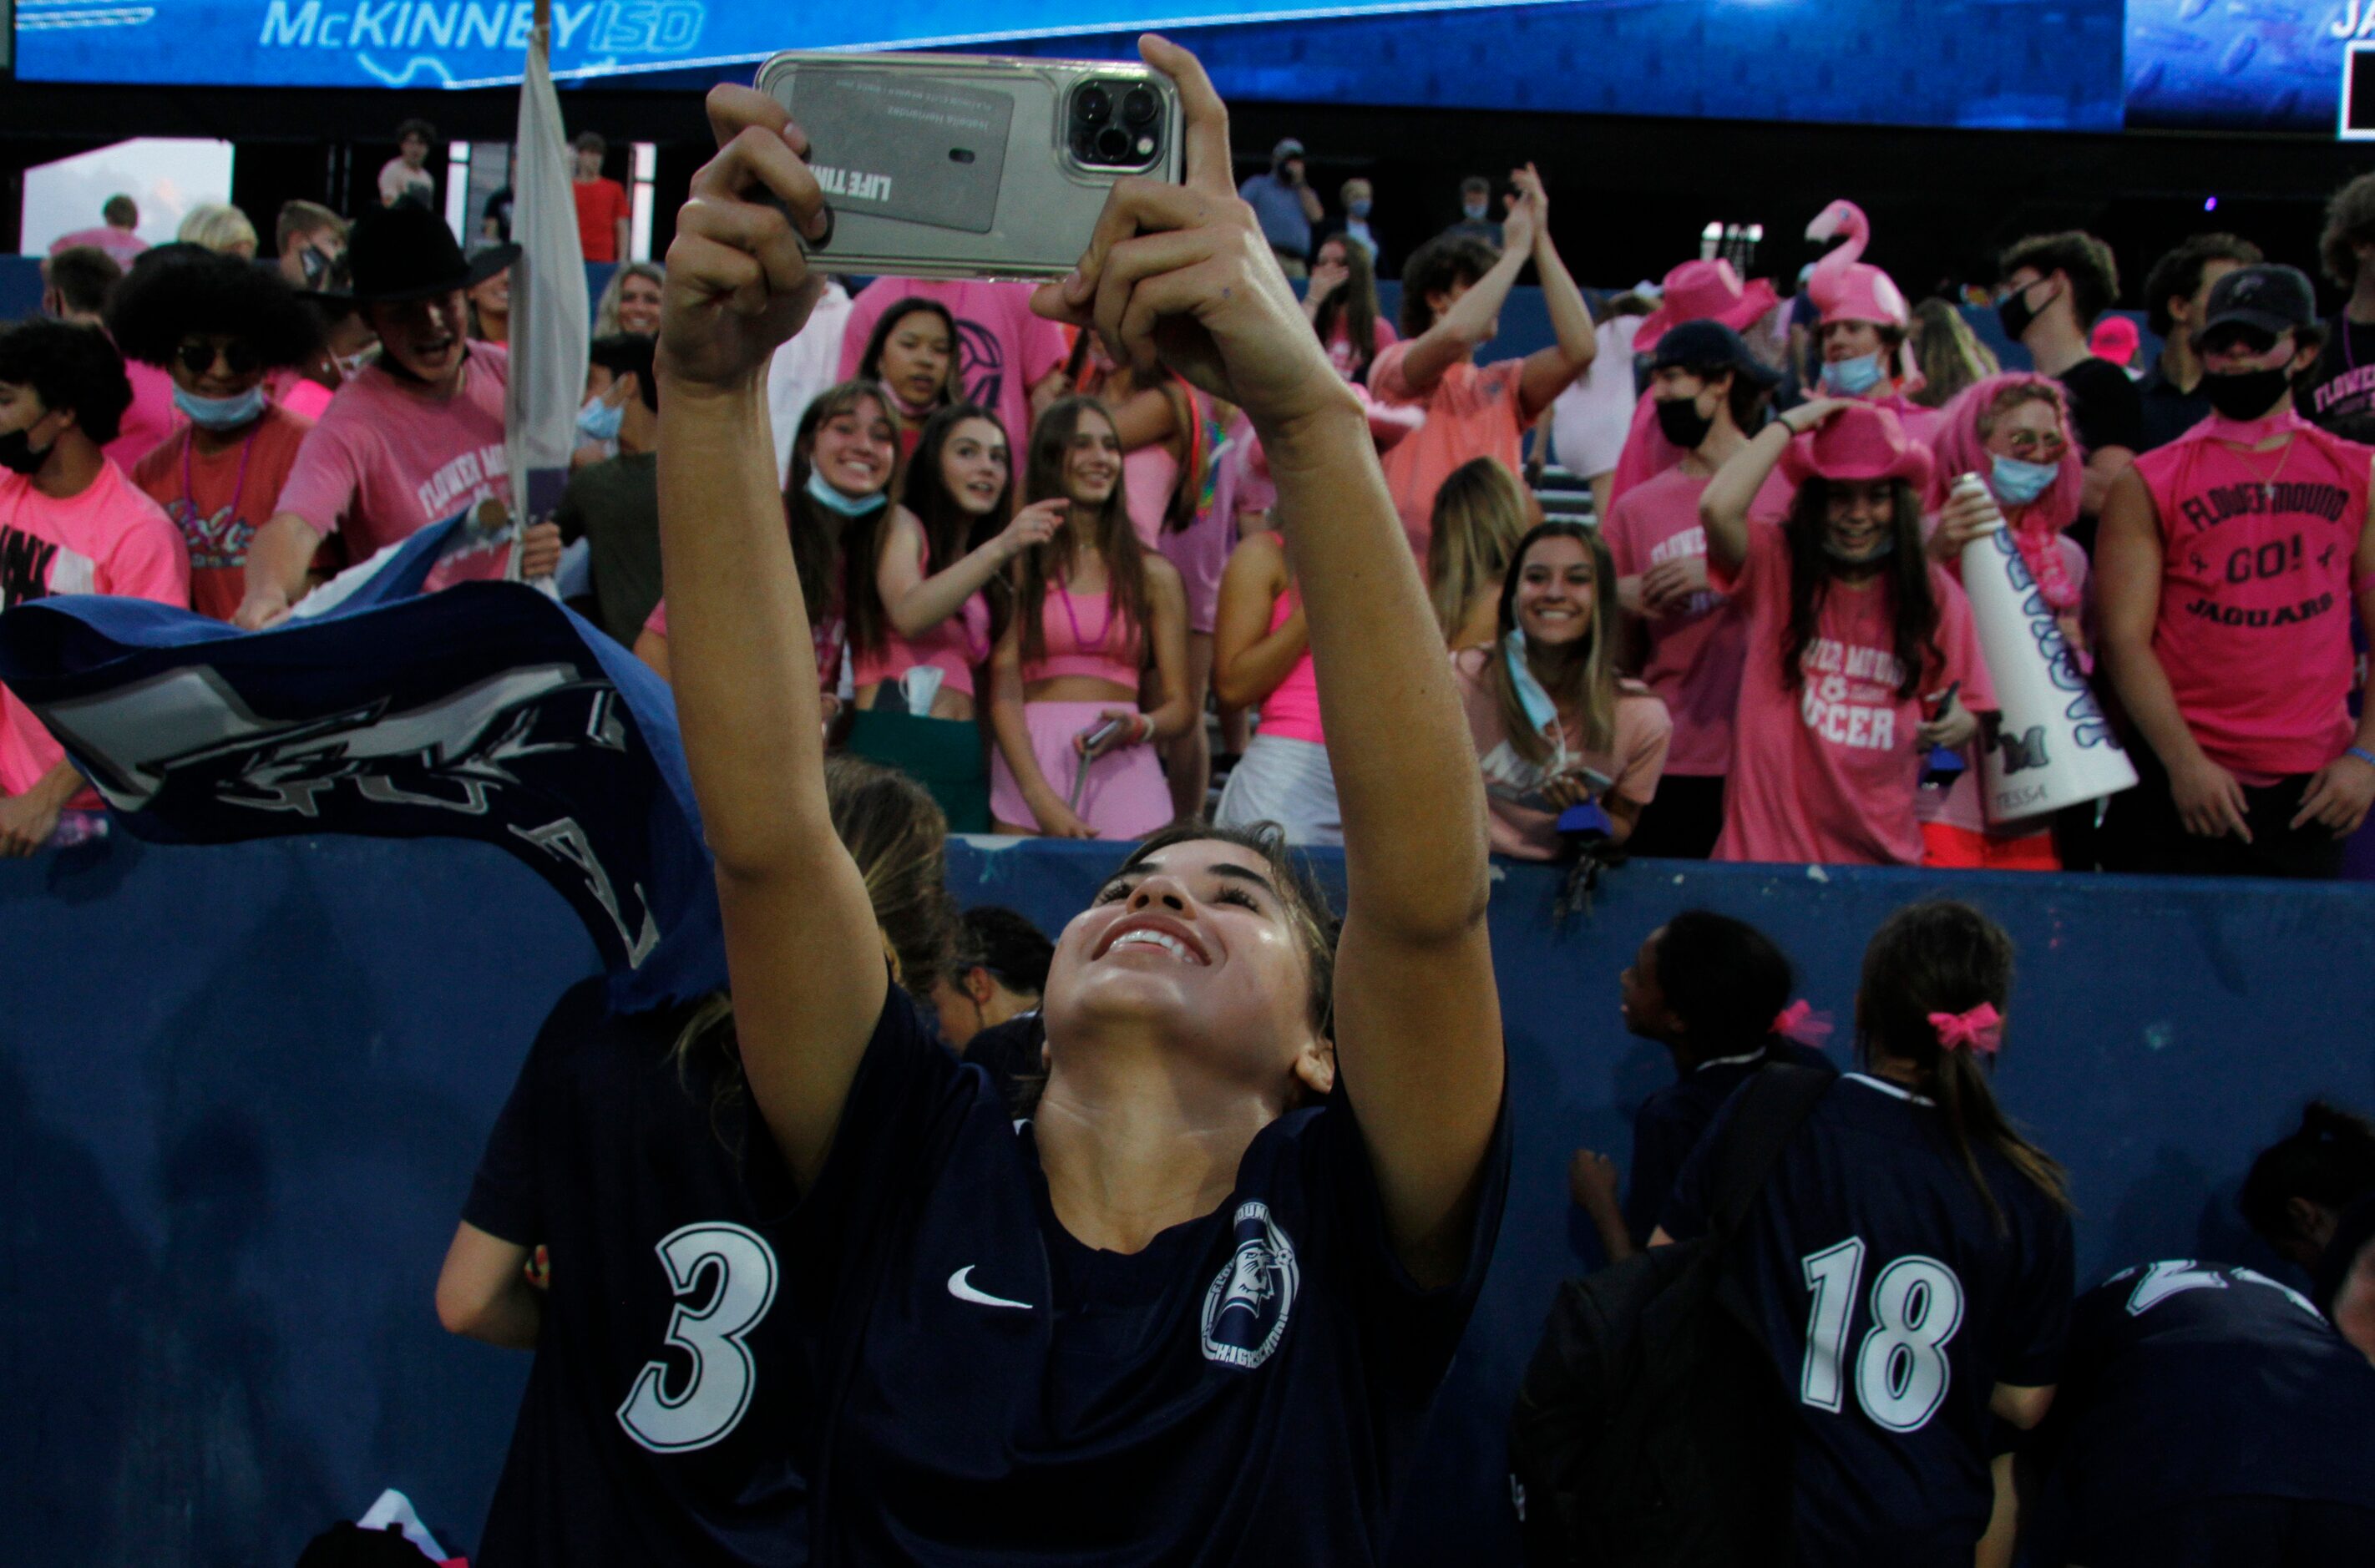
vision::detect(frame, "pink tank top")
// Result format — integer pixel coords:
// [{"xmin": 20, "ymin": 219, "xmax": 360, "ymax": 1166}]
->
[
  {"xmin": 1257, "ymin": 567, "xmax": 1324, "ymax": 745},
  {"xmin": 851, "ymin": 590, "xmax": 991, "ymax": 698},
  {"xmin": 1023, "ymin": 582, "xmax": 1142, "ymax": 687},
  {"xmin": 1120, "ymin": 445, "xmax": 1178, "ymax": 549}
]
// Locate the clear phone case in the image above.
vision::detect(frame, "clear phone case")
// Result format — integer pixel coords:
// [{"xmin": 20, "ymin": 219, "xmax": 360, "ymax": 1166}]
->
[{"xmin": 753, "ymin": 52, "xmax": 1184, "ymax": 281}]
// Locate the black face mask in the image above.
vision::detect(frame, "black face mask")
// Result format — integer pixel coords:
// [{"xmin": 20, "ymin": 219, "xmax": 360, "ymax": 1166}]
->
[
  {"xmin": 1653, "ymin": 395, "xmax": 1715, "ymax": 452},
  {"xmin": 2200, "ymin": 366, "xmax": 2292, "ymax": 422},
  {"xmin": 1996, "ymin": 281, "xmax": 2048, "ymax": 344},
  {"xmin": 0, "ymin": 426, "xmax": 52, "ymax": 477}
]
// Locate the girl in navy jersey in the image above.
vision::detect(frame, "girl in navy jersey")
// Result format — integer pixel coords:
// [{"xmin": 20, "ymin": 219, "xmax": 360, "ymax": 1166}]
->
[
  {"xmin": 434, "ymin": 756, "xmax": 959, "ymax": 1568},
  {"xmin": 842, "ymin": 403, "xmax": 1062, "ymax": 832},
  {"xmin": 651, "ymin": 38, "xmax": 1507, "ymax": 1565},
  {"xmin": 1567, "ymin": 911, "xmax": 1834, "ymax": 1262},
  {"xmin": 1658, "ymin": 900, "xmax": 2074, "ymax": 1567}
]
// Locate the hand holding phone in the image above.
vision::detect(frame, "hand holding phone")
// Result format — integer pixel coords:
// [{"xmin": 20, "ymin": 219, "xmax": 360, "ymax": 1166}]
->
[{"xmin": 1031, "ymin": 37, "xmax": 1348, "ymax": 433}]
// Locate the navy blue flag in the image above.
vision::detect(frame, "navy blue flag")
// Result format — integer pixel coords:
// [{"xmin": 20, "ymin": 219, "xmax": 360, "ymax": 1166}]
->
[{"xmin": 0, "ymin": 513, "xmax": 723, "ymax": 1011}]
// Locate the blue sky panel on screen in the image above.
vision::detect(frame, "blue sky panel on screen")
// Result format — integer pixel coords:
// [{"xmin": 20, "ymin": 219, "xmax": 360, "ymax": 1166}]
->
[
  {"xmin": 18, "ymin": 0, "xmax": 2124, "ymax": 131},
  {"xmin": 2124, "ymin": 0, "xmax": 2368, "ymax": 132}
]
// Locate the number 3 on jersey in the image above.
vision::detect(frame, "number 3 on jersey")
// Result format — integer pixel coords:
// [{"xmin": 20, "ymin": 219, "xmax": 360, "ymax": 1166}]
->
[
  {"xmin": 617, "ymin": 1222, "xmax": 780, "ymax": 1454},
  {"xmin": 1800, "ymin": 1238, "xmax": 1966, "ymax": 1433}
]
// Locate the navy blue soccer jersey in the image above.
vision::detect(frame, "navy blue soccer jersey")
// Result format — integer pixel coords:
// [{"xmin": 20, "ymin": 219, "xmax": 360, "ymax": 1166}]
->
[
  {"xmin": 1663, "ymin": 1072, "xmax": 2074, "ymax": 1568},
  {"xmin": 783, "ymin": 984, "xmax": 1510, "ymax": 1565},
  {"xmin": 2048, "ymin": 1260, "xmax": 2375, "ymax": 1545},
  {"xmin": 1621, "ymin": 1042, "xmax": 1836, "ymax": 1247},
  {"xmin": 463, "ymin": 981, "xmax": 812, "ymax": 1567}
]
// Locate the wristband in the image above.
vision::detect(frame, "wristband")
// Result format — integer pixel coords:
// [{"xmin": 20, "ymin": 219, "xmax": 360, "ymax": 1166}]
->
[
  {"xmin": 1132, "ymin": 712, "xmax": 1153, "ymax": 746},
  {"xmin": 2348, "ymin": 746, "xmax": 2375, "ymax": 771}
]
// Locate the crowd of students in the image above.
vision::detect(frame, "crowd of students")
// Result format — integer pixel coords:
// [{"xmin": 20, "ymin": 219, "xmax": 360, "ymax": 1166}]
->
[
  {"xmin": 10, "ymin": 137, "xmax": 2375, "ymax": 878},
  {"xmin": 8, "ymin": 41, "xmax": 2374, "ymax": 1568}
]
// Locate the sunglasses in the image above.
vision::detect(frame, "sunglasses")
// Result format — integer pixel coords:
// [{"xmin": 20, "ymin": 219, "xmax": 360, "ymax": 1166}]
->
[
  {"xmin": 177, "ymin": 340, "xmax": 263, "ymax": 377},
  {"xmin": 1998, "ymin": 430, "xmax": 2068, "ymax": 459},
  {"xmin": 2200, "ymin": 325, "xmax": 2280, "ymax": 357}
]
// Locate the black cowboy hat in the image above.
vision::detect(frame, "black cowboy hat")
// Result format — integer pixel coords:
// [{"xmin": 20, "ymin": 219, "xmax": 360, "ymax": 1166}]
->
[{"xmin": 310, "ymin": 201, "xmax": 518, "ymax": 306}]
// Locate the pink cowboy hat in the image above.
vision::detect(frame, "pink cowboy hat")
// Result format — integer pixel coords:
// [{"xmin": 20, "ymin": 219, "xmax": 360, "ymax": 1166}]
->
[
  {"xmin": 1635, "ymin": 258, "xmax": 1780, "ymax": 341},
  {"xmin": 1780, "ymin": 402, "xmax": 1933, "ymax": 493}
]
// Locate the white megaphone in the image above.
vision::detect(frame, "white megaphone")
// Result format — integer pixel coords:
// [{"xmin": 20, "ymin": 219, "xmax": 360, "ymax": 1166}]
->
[{"xmin": 1950, "ymin": 473, "xmax": 2138, "ymax": 826}]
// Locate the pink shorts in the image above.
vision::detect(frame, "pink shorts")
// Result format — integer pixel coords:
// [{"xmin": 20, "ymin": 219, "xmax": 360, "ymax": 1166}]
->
[{"xmin": 989, "ymin": 699, "xmax": 1173, "ymax": 840}]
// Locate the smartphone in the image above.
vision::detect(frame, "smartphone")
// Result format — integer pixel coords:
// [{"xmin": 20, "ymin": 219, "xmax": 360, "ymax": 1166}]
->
[{"xmin": 752, "ymin": 52, "xmax": 1184, "ymax": 281}]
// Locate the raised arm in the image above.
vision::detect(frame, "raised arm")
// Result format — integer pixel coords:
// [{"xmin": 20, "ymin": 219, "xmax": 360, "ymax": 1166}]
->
[
  {"xmin": 1044, "ymin": 38, "xmax": 1500, "ymax": 1285},
  {"xmin": 1509, "ymin": 166, "xmax": 1596, "ymax": 419},
  {"xmin": 234, "ymin": 513, "xmax": 326, "ymax": 629},
  {"xmin": 1700, "ymin": 396, "xmax": 1844, "ymax": 571},
  {"xmin": 1395, "ymin": 225, "xmax": 1528, "ymax": 397},
  {"xmin": 878, "ymin": 500, "xmax": 1061, "ymax": 639},
  {"xmin": 655, "ymin": 87, "xmax": 889, "ymax": 1189}
]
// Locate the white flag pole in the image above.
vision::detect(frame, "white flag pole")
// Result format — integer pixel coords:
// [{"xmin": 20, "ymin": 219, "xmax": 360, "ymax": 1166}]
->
[{"xmin": 504, "ymin": 0, "xmax": 590, "ymax": 594}]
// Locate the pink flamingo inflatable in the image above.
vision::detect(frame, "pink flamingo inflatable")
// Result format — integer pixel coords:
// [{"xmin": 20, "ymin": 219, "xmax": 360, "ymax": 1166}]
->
[{"xmin": 1805, "ymin": 197, "xmax": 1922, "ymax": 391}]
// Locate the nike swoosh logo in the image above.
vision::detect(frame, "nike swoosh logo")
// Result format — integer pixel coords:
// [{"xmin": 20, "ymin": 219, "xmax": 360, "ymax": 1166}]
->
[{"xmin": 947, "ymin": 1266, "xmax": 1032, "ymax": 1311}]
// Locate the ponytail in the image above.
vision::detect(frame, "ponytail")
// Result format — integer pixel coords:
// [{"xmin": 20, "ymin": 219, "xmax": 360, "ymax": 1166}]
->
[{"xmin": 1856, "ymin": 901, "xmax": 2069, "ymax": 1229}]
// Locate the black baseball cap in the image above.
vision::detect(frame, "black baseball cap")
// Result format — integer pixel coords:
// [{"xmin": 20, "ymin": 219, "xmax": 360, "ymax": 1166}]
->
[
  {"xmin": 1650, "ymin": 320, "xmax": 1781, "ymax": 387},
  {"xmin": 2200, "ymin": 263, "xmax": 2317, "ymax": 341}
]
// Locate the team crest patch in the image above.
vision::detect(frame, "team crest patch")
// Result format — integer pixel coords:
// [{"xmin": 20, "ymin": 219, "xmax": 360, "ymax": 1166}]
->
[{"xmin": 1200, "ymin": 1201, "xmax": 1299, "ymax": 1370}]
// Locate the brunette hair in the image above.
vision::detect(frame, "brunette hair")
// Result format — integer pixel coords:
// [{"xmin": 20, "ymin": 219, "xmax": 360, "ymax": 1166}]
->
[
  {"xmin": 2241, "ymin": 1100, "xmax": 2375, "ymax": 1247},
  {"xmin": 1400, "ymin": 233, "xmax": 1500, "ymax": 338},
  {"xmin": 1106, "ymin": 821, "xmax": 1338, "ymax": 1036},
  {"xmin": 1014, "ymin": 397, "xmax": 1152, "ymax": 669},
  {"xmin": 2321, "ymin": 171, "xmax": 2375, "ymax": 288},
  {"xmin": 1999, "ymin": 231, "xmax": 2121, "ymax": 328},
  {"xmin": 1779, "ymin": 478, "xmax": 1939, "ymax": 701},
  {"xmin": 844, "ymin": 402, "xmax": 1013, "ymax": 659},
  {"xmin": 2143, "ymin": 233, "xmax": 2265, "ymax": 336},
  {"xmin": 787, "ymin": 380, "xmax": 897, "ymax": 629},
  {"xmin": 673, "ymin": 756, "xmax": 959, "ymax": 1142},
  {"xmin": 1426, "ymin": 456, "xmax": 1531, "ymax": 645},
  {"xmin": 1085, "ymin": 357, "xmax": 1206, "ymax": 534},
  {"xmin": 1311, "ymin": 235, "xmax": 1384, "ymax": 384},
  {"xmin": 1907, "ymin": 298, "xmax": 1998, "ymax": 410},
  {"xmin": 857, "ymin": 297, "xmax": 963, "ymax": 412},
  {"xmin": 1485, "ymin": 520, "xmax": 1623, "ymax": 766},
  {"xmin": 1856, "ymin": 901, "xmax": 2069, "ymax": 1226},
  {"xmin": 1649, "ymin": 912, "xmax": 1797, "ymax": 1059}
]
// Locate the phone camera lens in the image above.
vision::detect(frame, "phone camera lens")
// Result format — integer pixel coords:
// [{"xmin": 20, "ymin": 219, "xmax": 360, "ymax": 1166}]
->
[
  {"xmin": 1094, "ymin": 125, "xmax": 1132, "ymax": 163},
  {"xmin": 1121, "ymin": 86, "xmax": 1158, "ymax": 126},
  {"xmin": 1075, "ymin": 84, "xmax": 1112, "ymax": 125}
]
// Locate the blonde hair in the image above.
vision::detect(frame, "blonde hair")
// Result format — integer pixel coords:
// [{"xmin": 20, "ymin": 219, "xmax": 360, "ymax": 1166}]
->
[
  {"xmin": 1908, "ymin": 298, "xmax": 1999, "ymax": 410},
  {"xmin": 177, "ymin": 203, "xmax": 260, "ymax": 259},
  {"xmin": 594, "ymin": 261, "xmax": 666, "ymax": 335},
  {"xmin": 1427, "ymin": 457, "xmax": 1531, "ymax": 645}
]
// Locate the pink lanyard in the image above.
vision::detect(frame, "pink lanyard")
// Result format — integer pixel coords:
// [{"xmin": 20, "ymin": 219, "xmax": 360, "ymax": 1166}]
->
[{"xmin": 180, "ymin": 425, "xmax": 259, "ymax": 529}]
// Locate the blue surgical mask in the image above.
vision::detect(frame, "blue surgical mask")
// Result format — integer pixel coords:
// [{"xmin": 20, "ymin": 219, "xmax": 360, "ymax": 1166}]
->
[
  {"xmin": 803, "ymin": 467, "xmax": 886, "ymax": 518},
  {"xmin": 575, "ymin": 392, "xmax": 625, "ymax": 443},
  {"xmin": 1502, "ymin": 630, "xmax": 1564, "ymax": 746},
  {"xmin": 173, "ymin": 384, "xmax": 270, "ymax": 431},
  {"xmin": 1348, "ymin": 200, "xmax": 1372, "ymax": 219},
  {"xmin": 1463, "ymin": 200, "xmax": 1490, "ymax": 223},
  {"xmin": 1988, "ymin": 453, "xmax": 2057, "ymax": 506},
  {"xmin": 1820, "ymin": 352, "xmax": 1886, "ymax": 397}
]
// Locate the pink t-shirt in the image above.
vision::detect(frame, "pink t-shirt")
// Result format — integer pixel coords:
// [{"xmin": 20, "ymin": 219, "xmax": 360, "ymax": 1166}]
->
[
  {"xmin": 837, "ymin": 279, "xmax": 1068, "ymax": 455},
  {"xmin": 1324, "ymin": 316, "xmax": 1397, "ymax": 383},
  {"xmin": 1119, "ymin": 443, "xmax": 1177, "ymax": 550},
  {"xmin": 271, "ymin": 371, "xmax": 335, "ymax": 423},
  {"xmin": 103, "ymin": 360, "xmax": 180, "ymax": 473},
  {"xmin": 1371, "ymin": 344, "xmax": 1531, "ymax": 559},
  {"xmin": 2133, "ymin": 414, "xmax": 2370, "ymax": 781},
  {"xmin": 0, "ymin": 462, "xmax": 191, "ymax": 797},
  {"xmin": 643, "ymin": 594, "xmax": 846, "ymax": 696},
  {"xmin": 1451, "ymin": 645, "xmax": 1672, "ymax": 861},
  {"xmin": 1603, "ymin": 466, "xmax": 1754, "ymax": 778},
  {"xmin": 276, "ymin": 346, "xmax": 511, "ymax": 562},
  {"xmin": 1712, "ymin": 518, "xmax": 1996, "ymax": 867}
]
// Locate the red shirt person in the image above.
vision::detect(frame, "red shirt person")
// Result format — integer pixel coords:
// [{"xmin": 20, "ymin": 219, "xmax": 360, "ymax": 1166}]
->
[
  {"xmin": 570, "ymin": 131, "xmax": 632, "ymax": 265},
  {"xmin": 1697, "ymin": 400, "xmax": 1994, "ymax": 867},
  {"xmin": 109, "ymin": 248, "xmax": 323, "ymax": 621},
  {"xmin": 2098, "ymin": 264, "xmax": 2375, "ymax": 878},
  {"xmin": 0, "ymin": 319, "xmax": 190, "ymax": 854}
]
